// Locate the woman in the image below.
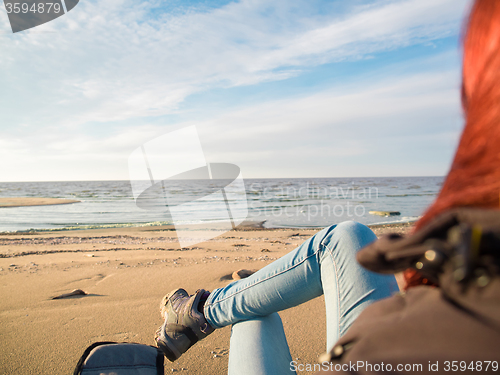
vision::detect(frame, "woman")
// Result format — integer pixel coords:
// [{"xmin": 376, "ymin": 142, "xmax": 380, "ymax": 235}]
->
[
  {"xmin": 404, "ymin": 0, "xmax": 500, "ymax": 289},
  {"xmin": 155, "ymin": 0, "xmax": 500, "ymax": 373}
]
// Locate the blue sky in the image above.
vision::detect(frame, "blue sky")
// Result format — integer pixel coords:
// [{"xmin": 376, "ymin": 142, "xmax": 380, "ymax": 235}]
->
[{"xmin": 0, "ymin": 0, "xmax": 473, "ymax": 181}]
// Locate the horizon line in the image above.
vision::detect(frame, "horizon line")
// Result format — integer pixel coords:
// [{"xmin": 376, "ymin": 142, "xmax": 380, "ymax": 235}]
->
[{"xmin": 0, "ymin": 175, "xmax": 446, "ymax": 183}]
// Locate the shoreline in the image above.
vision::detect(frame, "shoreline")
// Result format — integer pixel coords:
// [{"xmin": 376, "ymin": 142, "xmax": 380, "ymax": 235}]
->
[{"xmin": 0, "ymin": 219, "xmax": 415, "ymax": 236}]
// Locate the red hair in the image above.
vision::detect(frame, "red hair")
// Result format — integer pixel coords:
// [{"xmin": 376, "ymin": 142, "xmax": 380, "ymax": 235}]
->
[{"xmin": 405, "ymin": 0, "xmax": 500, "ymax": 288}]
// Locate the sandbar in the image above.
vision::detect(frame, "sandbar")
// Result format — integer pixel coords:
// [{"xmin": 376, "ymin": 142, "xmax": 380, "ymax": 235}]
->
[{"xmin": 0, "ymin": 197, "xmax": 80, "ymax": 208}]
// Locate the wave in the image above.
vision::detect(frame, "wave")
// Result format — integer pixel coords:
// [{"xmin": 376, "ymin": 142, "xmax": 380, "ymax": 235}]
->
[
  {"xmin": 370, "ymin": 216, "xmax": 420, "ymax": 225},
  {"xmin": 385, "ymin": 193, "xmax": 435, "ymax": 197}
]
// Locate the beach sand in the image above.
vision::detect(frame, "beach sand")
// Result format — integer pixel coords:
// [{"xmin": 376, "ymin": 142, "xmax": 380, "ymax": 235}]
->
[
  {"xmin": 0, "ymin": 197, "xmax": 80, "ymax": 208},
  {"xmin": 0, "ymin": 222, "xmax": 412, "ymax": 374}
]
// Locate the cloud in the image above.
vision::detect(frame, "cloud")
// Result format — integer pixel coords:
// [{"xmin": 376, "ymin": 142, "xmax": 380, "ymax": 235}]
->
[
  {"xmin": 0, "ymin": 0, "xmax": 472, "ymax": 181},
  {"xmin": 249, "ymin": 0, "xmax": 470, "ymax": 69},
  {"xmin": 195, "ymin": 67, "xmax": 463, "ymax": 171},
  {"xmin": 0, "ymin": 57, "xmax": 463, "ymax": 180},
  {"xmin": 1, "ymin": 0, "xmax": 470, "ymax": 129}
]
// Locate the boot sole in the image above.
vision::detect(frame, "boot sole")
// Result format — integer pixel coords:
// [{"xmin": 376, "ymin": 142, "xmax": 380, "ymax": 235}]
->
[
  {"xmin": 156, "ymin": 288, "xmax": 186, "ymax": 361},
  {"xmin": 155, "ymin": 330, "xmax": 181, "ymax": 362}
]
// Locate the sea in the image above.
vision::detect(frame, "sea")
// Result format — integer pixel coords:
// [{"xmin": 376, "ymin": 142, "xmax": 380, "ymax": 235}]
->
[{"xmin": 0, "ymin": 177, "xmax": 443, "ymax": 233}]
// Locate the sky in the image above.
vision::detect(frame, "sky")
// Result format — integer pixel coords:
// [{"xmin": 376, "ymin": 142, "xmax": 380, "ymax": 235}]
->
[{"xmin": 0, "ymin": 0, "xmax": 474, "ymax": 182}]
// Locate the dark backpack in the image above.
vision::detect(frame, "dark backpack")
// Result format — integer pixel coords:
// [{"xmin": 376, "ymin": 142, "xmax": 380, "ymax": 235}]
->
[{"xmin": 74, "ymin": 342, "xmax": 164, "ymax": 375}]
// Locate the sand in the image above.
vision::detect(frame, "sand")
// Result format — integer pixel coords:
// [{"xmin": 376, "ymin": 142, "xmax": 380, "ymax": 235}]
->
[
  {"xmin": 0, "ymin": 197, "xmax": 80, "ymax": 208},
  {"xmin": 0, "ymin": 222, "xmax": 412, "ymax": 375}
]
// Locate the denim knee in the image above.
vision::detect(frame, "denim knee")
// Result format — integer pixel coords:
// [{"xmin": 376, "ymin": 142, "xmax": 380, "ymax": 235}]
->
[
  {"xmin": 332, "ymin": 221, "xmax": 374, "ymax": 237},
  {"xmin": 320, "ymin": 221, "xmax": 377, "ymax": 254}
]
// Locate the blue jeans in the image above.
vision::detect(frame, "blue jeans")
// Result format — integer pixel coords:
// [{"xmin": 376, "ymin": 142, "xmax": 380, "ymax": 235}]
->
[{"xmin": 203, "ymin": 222, "xmax": 398, "ymax": 375}]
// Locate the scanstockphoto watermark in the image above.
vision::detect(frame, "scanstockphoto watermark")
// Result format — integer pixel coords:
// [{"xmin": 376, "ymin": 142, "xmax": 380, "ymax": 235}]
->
[
  {"xmin": 290, "ymin": 360, "xmax": 425, "ymax": 373},
  {"xmin": 290, "ymin": 360, "xmax": 499, "ymax": 373},
  {"xmin": 248, "ymin": 182, "xmax": 379, "ymax": 220},
  {"xmin": 128, "ymin": 126, "xmax": 248, "ymax": 248},
  {"xmin": 248, "ymin": 182, "xmax": 379, "ymax": 201},
  {"xmin": 252, "ymin": 200, "xmax": 368, "ymax": 220},
  {"xmin": 3, "ymin": 0, "xmax": 79, "ymax": 33}
]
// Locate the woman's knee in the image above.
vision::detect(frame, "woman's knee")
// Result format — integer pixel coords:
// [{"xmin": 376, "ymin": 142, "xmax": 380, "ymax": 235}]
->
[
  {"xmin": 333, "ymin": 221, "xmax": 373, "ymax": 236},
  {"xmin": 321, "ymin": 221, "xmax": 376, "ymax": 252}
]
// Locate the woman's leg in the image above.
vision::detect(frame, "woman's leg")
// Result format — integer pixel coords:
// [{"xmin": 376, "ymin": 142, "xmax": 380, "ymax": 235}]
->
[
  {"xmin": 205, "ymin": 221, "xmax": 398, "ymax": 350},
  {"xmin": 228, "ymin": 313, "xmax": 295, "ymax": 375},
  {"xmin": 155, "ymin": 221, "xmax": 398, "ymax": 365}
]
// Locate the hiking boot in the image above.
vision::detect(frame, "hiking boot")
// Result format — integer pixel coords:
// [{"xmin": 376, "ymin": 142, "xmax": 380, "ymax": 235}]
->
[{"xmin": 155, "ymin": 288, "xmax": 214, "ymax": 362}]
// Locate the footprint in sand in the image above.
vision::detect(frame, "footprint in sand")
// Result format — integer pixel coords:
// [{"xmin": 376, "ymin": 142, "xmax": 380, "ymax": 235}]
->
[
  {"xmin": 211, "ymin": 348, "xmax": 229, "ymax": 358},
  {"xmin": 52, "ymin": 289, "xmax": 87, "ymax": 299}
]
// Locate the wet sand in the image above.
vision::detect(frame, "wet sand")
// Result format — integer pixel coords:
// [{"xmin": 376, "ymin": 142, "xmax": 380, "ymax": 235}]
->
[{"xmin": 0, "ymin": 197, "xmax": 80, "ymax": 208}]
